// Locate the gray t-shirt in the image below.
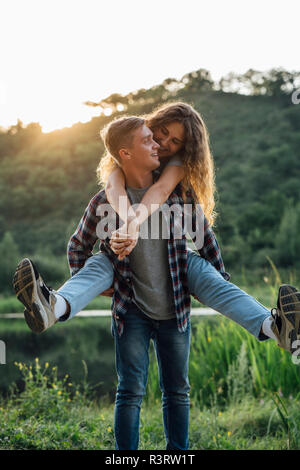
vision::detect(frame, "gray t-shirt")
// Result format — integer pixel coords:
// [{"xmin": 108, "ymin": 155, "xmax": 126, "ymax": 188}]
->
[{"xmin": 126, "ymin": 185, "xmax": 175, "ymax": 320}]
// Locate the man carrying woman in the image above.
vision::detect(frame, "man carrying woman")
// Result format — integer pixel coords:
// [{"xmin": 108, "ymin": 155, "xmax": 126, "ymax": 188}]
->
[{"xmin": 13, "ymin": 103, "xmax": 300, "ymax": 449}]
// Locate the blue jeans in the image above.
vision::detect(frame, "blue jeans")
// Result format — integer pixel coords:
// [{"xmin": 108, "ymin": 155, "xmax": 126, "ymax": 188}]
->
[
  {"xmin": 57, "ymin": 249, "xmax": 271, "ymax": 448},
  {"xmin": 57, "ymin": 252, "xmax": 114, "ymax": 318},
  {"xmin": 112, "ymin": 303, "xmax": 191, "ymax": 450},
  {"xmin": 58, "ymin": 249, "xmax": 270, "ymax": 340},
  {"xmin": 186, "ymin": 249, "xmax": 270, "ymax": 340}
]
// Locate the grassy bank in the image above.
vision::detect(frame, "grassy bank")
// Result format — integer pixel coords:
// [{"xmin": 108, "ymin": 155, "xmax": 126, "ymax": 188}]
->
[
  {"xmin": 0, "ymin": 359, "xmax": 299, "ymax": 450},
  {"xmin": 1, "ymin": 311, "xmax": 300, "ymax": 404},
  {"xmin": 1, "ymin": 265, "xmax": 300, "ymax": 450}
]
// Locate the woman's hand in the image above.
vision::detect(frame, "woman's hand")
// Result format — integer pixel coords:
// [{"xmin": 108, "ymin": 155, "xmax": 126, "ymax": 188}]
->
[
  {"xmin": 110, "ymin": 218, "xmax": 140, "ymax": 260},
  {"xmin": 110, "ymin": 237, "xmax": 137, "ymax": 260}
]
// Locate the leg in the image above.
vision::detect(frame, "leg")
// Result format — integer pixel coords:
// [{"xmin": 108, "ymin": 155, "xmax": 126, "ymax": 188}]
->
[
  {"xmin": 57, "ymin": 252, "xmax": 114, "ymax": 321},
  {"xmin": 113, "ymin": 304, "xmax": 153, "ymax": 450},
  {"xmin": 153, "ymin": 318, "xmax": 191, "ymax": 450},
  {"xmin": 187, "ymin": 249, "xmax": 270, "ymax": 340}
]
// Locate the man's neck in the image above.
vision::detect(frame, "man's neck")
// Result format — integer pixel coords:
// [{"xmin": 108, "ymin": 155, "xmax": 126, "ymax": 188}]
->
[{"xmin": 122, "ymin": 168, "xmax": 154, "ymax": 189}]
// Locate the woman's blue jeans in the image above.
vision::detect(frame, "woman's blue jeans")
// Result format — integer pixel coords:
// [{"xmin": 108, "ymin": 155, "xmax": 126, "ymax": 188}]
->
[
  {"xmin": 112, "ymin": 303, "xmax": 191, "ymax": 450},
  {"xmin": 58, "ymin": 249, "xmax": 270, "ymax": 340}
]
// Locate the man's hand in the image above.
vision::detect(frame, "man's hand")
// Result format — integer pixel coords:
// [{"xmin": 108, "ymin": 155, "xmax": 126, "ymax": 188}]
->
[
  {"xmin": 110, "ymin": 231, "xmax": 137, "ymax": 260},
  {"xmin": 110, "ymin": 217, "xmax": 140, "ymax": 260}
]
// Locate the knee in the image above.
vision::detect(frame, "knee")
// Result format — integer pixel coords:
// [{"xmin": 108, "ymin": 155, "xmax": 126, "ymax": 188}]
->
[
  {"xmin": 117, "ymin": 372, "xmax": 148, "ymax": 399},
  {"xmin": 162, "ymin": 390, "xmax": 190, "ymax": 406},
  {"xmin": 161, "ymin": 375, "xmax": 190, "ymax": 398},
  {"xmin": 85, "ymin": 253, "xmax": 114, "ymax": 283},
  {"xmin": 116, "ymin": 391, "xmax": 144, "ymax": 407},
  {"xmin": 187, "ymin": 250, "xmax": 223, "ymax": 290},
  {"xmin": 116, "ymin": 381, "xmax": 146, "ymax": 406}
]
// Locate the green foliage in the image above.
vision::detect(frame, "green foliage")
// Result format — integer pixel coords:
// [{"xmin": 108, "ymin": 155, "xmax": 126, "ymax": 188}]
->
[
  {"xmin": 28, "ymin": 253, "xmax": 70, "ymax": 288},
  {"xmin": 0, "ymin": 360, "xmax": 115, "ymax": 450},
  {"xmin": 11, "ymin": 358, "xmax": 89, "ymax": 421},
  {"xmin": 1, "ymin": 359, "xmax": 300, "ymax": 449},
  {"xmin": 0, "ymin": 67, "xmax": 300, "ymax": 294},
  {"xmin": 0, "ymin": 232, "xmax": 20, "ymax": 295},
  {"xmin": 271, "ymin": 392, "xmax": 300, "ymax": 449},
  {"xmin": 145, "ymin": 315, "xmax": 300, "ymax": 408},
  {"xmin": 275, "ymin": 202, "xmax": 300, "ymax": 268},
  {"xmin": 0, "ymin": 317, "xmax": 116, "ymax": 399},
  {"xmin": 226, "ymin": 342, "xmax": 253, "ymax": 405}
]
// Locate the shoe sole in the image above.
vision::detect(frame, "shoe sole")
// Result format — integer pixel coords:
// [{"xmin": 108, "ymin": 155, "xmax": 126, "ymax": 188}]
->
[
  {"xmin": 13, "ymin": 258, "xmax": 47, "ymax": 333},
  {"xmin": 24, "ymin": 306, "xmax": 46, "ymax": 334},
  {"xmin": 278, "ymin": 284, "xmax": 300, "ymax": 353}
]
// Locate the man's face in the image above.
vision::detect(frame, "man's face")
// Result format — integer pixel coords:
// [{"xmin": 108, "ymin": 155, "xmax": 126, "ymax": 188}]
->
[
  {"xmin": 127, "ymin": 124, "xmax": 160, "ymax": 171},
  {"xmin": 153, "ymin": 121, "xmax": 185, "ymax": 158}
]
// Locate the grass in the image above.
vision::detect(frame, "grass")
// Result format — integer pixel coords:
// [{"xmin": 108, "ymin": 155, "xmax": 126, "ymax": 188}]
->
[
  {"xmin": 1, "ymin": 309, "xmax": 300, "ymax": 450},
  {"xmin": 0, "ymin": 359, "xmax": 299, "ymax": 450},
  {"xmin": 1, "ymin": 262, "xmax": 300, "ymax": 449},
  {"xmin": 144, "ymin": 315, "xmax": 300, "ymax": 408}
]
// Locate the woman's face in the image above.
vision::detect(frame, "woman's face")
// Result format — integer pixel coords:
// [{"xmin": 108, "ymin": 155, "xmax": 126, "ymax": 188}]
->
[{"xmin": 153, "ymin": 121, "xmax": 185, "ymax": 158}]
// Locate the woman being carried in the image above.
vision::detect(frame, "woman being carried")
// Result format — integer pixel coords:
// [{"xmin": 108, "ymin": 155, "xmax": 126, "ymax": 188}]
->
[
  {"xmin": 13, "ymin": 102, "xmax": 300, "ymax": 354},
  {"xmin": 100, "ymin": 102, "xmax": 300, "ymax": 351}
]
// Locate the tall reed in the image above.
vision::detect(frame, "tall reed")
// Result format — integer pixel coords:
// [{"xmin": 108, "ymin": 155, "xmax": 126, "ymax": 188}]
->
[{"xmin": 145, "ymin": 261, "xmax": 300, "ymax": 408}]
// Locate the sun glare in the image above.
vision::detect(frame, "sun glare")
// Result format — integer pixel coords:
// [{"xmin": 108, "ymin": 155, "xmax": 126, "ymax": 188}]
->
[
  {"xmin": 40, "ymin": 105, "xmax": 101, "ymax": 133},
  {"xmin": 103, "ymin": 108, "xmax": 113, "ymax": 117},
  {"xmin": 1, "ymin": 0, "xmax": 299, "ymax": 134}
]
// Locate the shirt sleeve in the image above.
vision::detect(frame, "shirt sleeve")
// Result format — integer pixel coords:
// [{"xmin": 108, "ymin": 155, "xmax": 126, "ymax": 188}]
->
[
  {"xmin": 67, "ymin": 194, "xmax": 100, "ymax": 276},
  {"xmin": 198, "ymin": 217, "xmax": 230, "ymax": 281},
  {"xmin": 165, "ymin": 155, "xmax": 183, "ymax": 167},
  {"xmin": 187, "ymin": 199, "xmax": 230, "ymax": 281}
]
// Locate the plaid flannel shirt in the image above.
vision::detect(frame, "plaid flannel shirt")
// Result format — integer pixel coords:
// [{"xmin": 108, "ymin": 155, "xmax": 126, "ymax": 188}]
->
[{"xmin": 67, "ymin": 187, "xmax": 230, "ymax": 336}]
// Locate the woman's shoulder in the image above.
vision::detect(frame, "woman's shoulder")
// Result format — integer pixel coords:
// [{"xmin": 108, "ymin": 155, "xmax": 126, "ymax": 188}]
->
[
  {"xmin": 164, "ymin": 154, "xmax": 183, "ymax": 167},
  {"xmin": 157, "ymin": 154, "xmax": 183, "ymax": 175}
]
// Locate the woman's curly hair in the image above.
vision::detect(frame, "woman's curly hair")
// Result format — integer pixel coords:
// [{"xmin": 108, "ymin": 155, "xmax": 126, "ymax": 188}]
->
[{"xmin": 97, "ymin": 101, "xmax": 217, "ymax": 226}]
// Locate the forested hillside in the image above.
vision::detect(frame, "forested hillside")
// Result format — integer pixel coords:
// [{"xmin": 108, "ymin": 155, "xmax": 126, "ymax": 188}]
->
[{"xmin": 0, "ymin": 68, "xmax": 299, "ymax": 293}]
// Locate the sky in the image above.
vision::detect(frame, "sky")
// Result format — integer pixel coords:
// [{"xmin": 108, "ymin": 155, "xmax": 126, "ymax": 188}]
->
[{"xmin": 1, "ymin": 0, "xmax": 299, "ymax": 132}]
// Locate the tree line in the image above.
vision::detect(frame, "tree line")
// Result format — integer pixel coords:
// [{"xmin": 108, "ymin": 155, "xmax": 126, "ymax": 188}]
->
[{"xmin": 0, "ymin": 67, "xmax": 299, "ymax": 294}]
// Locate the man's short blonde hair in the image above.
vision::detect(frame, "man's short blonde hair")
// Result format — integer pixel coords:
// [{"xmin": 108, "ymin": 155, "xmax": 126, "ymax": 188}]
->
[{"xmin": 100, "ymin": 116, "xmax": 145, "ymax": 163}]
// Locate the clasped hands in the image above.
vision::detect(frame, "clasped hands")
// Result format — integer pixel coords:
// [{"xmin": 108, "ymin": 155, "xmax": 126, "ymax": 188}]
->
[
  {"xmin": 110, "ymin": 216, "xmax": 140, "ymax": 260},
  {"xmin": 99, "ymin": 216, "xmax": 140, "ymax": 297}
]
